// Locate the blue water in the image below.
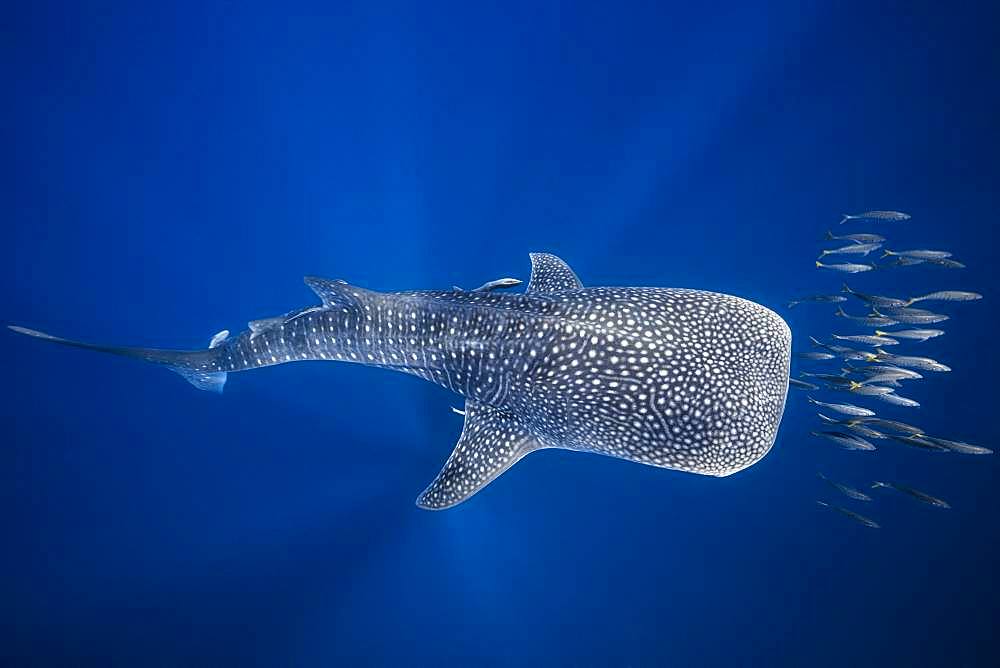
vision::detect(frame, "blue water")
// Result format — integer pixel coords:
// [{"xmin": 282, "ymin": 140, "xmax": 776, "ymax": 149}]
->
[{"xmin": 4, "ymin": 2, "xmax": 999, "ymax": 665}]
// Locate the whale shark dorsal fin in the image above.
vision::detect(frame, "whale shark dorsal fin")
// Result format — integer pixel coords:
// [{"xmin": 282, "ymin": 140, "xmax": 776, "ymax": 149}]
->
[
  {"xmin": 416, "ymin": 401, "xmax": 544, "ymax": 510},
  {"xmin": 303, "ymin": 276, "xmax": 368, "ymax": 310},
  {"xmin": 526, "ymin": 253, "xmax": 583, "ymax": 294}
]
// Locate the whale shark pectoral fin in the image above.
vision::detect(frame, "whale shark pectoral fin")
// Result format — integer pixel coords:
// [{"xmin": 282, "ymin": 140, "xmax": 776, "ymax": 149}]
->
[
  {"xmin": 526, "ymin": 253, "xmax": 583, "ymax": 294},
  {"xmin": 416, "ymin": 401, "xmax": 543, "ymax": 510}
]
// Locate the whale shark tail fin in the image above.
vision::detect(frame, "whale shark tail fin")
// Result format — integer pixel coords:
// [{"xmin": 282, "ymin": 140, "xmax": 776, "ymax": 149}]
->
[
  {"xmin": 416, "ymin": 400, "xmax": 544, "ymax": 510},
  {"xmin": 170, "ymin": 366, "xmax": 227, "ymax": 393},
  {"xmin": 7, "ymin": 325, "xmax": 227, "ymax": 393}
]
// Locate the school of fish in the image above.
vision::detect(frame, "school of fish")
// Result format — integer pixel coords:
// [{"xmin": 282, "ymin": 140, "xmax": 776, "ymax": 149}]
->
[{"xmin": 789, "ymin": 210, "xmax": 986, "ymax": 529}]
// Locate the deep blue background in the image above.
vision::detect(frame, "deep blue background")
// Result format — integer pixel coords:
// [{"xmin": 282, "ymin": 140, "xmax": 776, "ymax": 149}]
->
[{"xmin": 3, "ymin": 1, "xmax": 999, "ymax": 665}]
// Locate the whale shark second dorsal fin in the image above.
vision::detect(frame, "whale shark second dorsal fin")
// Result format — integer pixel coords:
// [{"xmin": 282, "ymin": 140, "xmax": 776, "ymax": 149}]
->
[
  {"xmin": 416, "ymin": 400, "xmax": 544, "ymax": 510},
  {"xmin": 526, "ymin": 253, "xmax": 583, "ymax": 294},
  {"xmin": 303, "ymin": 276, "xmax": 370, "ymax": 310}
]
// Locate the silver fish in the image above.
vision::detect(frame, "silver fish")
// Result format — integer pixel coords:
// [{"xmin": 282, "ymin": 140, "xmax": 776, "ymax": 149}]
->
[
  {"xmin": 789, "ymin": 378, "xmax": 819, "ymax": 391},
  {"xmin": 787, "ymin": 294, "xmax": 848, "ymax": 308},
  {"xmin": 801, "ymin": 372, "xmax": 853, "ymax": 387},
  {"xmin": 860, "ymin": 372, "xmax": 918, "ymax": 386},
  {"xmin": 926, "ymin": 257, "xmax": 966, "ymax": 269},
  {"xmin": 834, "ymin": 307, "xmax": 898, "ymax": 328},
  {"xmin": 809, "ymin": 335, "xmax": 854, "ymax": 354},
  {"xmin": 814, "ymin": 342, "xmax": 880, "ymax": 364},
  {"xmin": 816, "ymin": 414, "xmax": 885, "ymax": 440},
  {"xmin": 871, "ymin": 481, "xmax": 950, "ymax": 508},
  {"xmin": 873, "ymin": 349, "xmax": 950, "ymax": 372},
  {"xmin": 884, "ymin": 434, "xmax": 948, "ymax": 452},
  {"xmin": 824, "ymin": 230, "xmax": 886, "ymax": 245},
  {"xmin": 467, "ymin": 277, "xmax": 523, "ymax": 292},
  {"xmin": 883, "ymin": 256, "xmax": 927, "ymax": 268},
  {"xmin": 876, "ymin": 392, "xmax": 920, "ymax": 408},
  {"xmin": 883, "ymin": 249, "xmax": 952, "ymax": 260},
  {"xmin": 816, "ymin": 412, "xmax": 844, "ymax": 424},
  {"xmin": 906, "ymin": 290, "xmax": 982, "ymax": 305},
  {"xmin": 816, "ymin": 500, "xmax": 880, "ymax": 528},
  {"xmin": 918, "ymin": 436, "xmax": 992, "ymax": 455},
  {"xmin": 832, "ymin": 334, "xmax": 899, "ymax": 347},
  {"xmin": 840, "ymin": 211, "xmax": 911, "ymax": 224},
  {"xmin": 811, "ymin": 430, "xmax": 877, "ymax": 451},
  {"xmin": 806, "ymin": 396, "xmax": 875, "ymax": 417},
  {"xmin": 881, "ymin": 306, "xmax": 943, "ymax": 316},
  {"xmin": 816, "ymin": 260, "xmax": 875, "ymax": 274},
  {"xmin": 818, "ymin": 242, "xmax": 883, "ymax": 258},
  {"xmin": 841, "ymin": 283, "xmax": 908, "ymax": 309},
  {"xmin": 796, "ymin": 351, "xmax": 836, "ymax": 360},
  {"xmin": 817, "ymin": 473, "xmax": 873, "ymax": 501},
  {"xmin": 874, "ymin": 328, "xmax": 944, "ymax": 342},
  {"xmin": 851, "ymin": 417, "xmax": 924, "ymax": 435},
  {"xmin": 876, "ymin": 306, "xmax": 949, "ymax": 325},
  {"xmin": 847, "ymin": 364, "xmax": 923, "ymax": 380},
  {"xmin": 840, "ymin": 348, "xmax": 881, "ymax": 362},
  {"xmin": 843, "ymin": 383, "xmax": 895, "ymax": 396},
  {"xmin": 845, "ymin": 423, "xmax": 888, "ymax": 440}
]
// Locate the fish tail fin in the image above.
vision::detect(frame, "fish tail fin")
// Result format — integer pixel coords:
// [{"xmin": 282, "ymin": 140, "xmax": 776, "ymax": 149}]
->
[
  {"xmin": 815, "ymin": 260, "xmax": 823, "ymax": 268},
  {"xmin": 787, "ymin": 300, "xmax": 799, "ymax": 309},
  {"xmin": 839, "ymin": 214, "xmax": 852, "ymax": 225},
  {"xmin": 816, "ymin": 500, "xmax": 830, "ymax": 507},
  {"xmin": 806, "ymin": 396, "xmax": 819, "ymax": 406},
  {"xmin": 7, "ymin": 325, "xmax": 227, "ymax": 393},
  {"xmin": 881, "ymin": 250, "xmax": 895, "ymax": 258},
  {"xmin": 808, "ymin": 336, "xmax": 824, "ymax": 348},
  {"xmin": 871, "ymin": 481, "xmax": 889, "ymax": 489},
  {"xmin": 825, "ymin": 230, "xmax": 835, "ymax": 240},
  {"xmin": 834, "ymin": 306, "xmax": 846, "ymax": 317},
  {"xmin": 841, "ymin": 282, "xmax": 852, "ymax": 294}
]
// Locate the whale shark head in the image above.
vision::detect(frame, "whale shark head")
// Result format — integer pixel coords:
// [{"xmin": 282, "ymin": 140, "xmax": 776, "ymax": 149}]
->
[{"xmin": 416, "ymin": 254, "xmax": 792, "ymax": 508}]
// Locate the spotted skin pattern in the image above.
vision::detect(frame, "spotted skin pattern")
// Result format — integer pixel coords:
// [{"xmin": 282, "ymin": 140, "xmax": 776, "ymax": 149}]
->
[{"xmin": 9, "ymin": 253, "xmax": 792, "ymax": 509}]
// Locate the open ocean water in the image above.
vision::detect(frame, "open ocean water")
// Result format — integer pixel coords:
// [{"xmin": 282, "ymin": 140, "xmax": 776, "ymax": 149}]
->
[{"xmin": 3, "ymin": 2, "xmax": 999, "ymax": 666}]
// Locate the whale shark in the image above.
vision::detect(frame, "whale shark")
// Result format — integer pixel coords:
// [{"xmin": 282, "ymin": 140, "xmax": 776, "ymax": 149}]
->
[{"xmin": 8, "ymin": 253, "xmax": 792, "ymax": 509}]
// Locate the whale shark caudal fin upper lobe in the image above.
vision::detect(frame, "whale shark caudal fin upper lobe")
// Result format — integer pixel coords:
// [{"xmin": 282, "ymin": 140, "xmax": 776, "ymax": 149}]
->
[
  {"xmin": 417, "ymin": 400, "xmax": 545, "ymax": 510},
  {"xmin": 6, "ymin": 325, "xmax": 226, "ymax": 393},
  {"xmin": 526, "ymin": 252, "xmax": 583, "ymax": 293}
]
